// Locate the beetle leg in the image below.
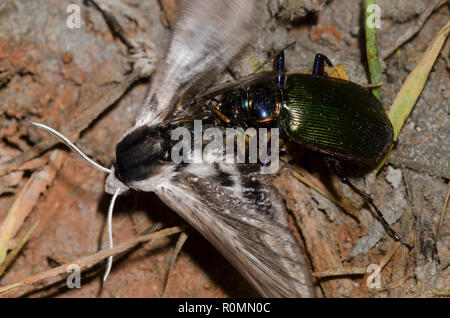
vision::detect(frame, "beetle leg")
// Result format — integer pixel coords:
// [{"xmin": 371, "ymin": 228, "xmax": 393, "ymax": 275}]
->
[
  {"xmin": 209, "ymin": 101, "xmax": 244, "ymax": 126},
  {"xmin": 253, "ymin": 41, "xmax": 294, "ymax": 74},
  {"xmin": 325, "ymin": 157, "xmax": 413, "ymax": 250},
  {"xmin": 273, "ymin": 51, "xmax": 285, "ymax": 87},
  {"xmin": 212, "ymin": 107, "xmax": 231, "ymax": 124},
  {"xmin": 205, "ymin": 97, "xmax": 231, "ymax": 124},
  {"xmin": 312, "ymin": 53, "xmax": 333, "ymax": 77},
  {"xmin": 273, "ymin": 51, "xmax": 285, "ymax": 72}
]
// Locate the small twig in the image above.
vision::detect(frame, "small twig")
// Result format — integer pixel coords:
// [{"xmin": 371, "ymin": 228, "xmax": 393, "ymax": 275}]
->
[
  {"xmin": 312, "ymin": 266, "xmax": 366, "ymax": 278},
  {"xmin": 312, "ymin": 243, "xmax": 403, "ymax": 284},
  {"xmin": 378, "ymin": 242, "xmax": 402, "ymax": 271},
  {"xmin": 376, "ymin": 275, "xmax": 410, "ymax": 292},
  {"xmin": 89, "ymin": 0, "xmax": 135, "ymax": 50},
  {"xmin": 0, "ymin": 225, "xmax": 186, "ymax": 295},
  {"xmin": 381, "ymin": 0, "xmax": 442, "ymax": 60},
  {"xmin": 161, "ymin": 231, "xmax": 189, "ymax": 296},
  {"xmin": 437, "ymin": 186, "xmax": 450, "ymax": 239}
]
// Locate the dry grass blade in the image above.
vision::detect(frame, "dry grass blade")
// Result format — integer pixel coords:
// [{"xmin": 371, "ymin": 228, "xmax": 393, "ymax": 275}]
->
[
  {"xmin": 0, "ymin": 225, "xmax": 186, "ymax": 296},
  {"xmin": 388, "ymin": 21, "xmax": 450, "ymax": 141},
  {"xmin": 422, "ymin": 290, "xmax": 450, "ymax": 297},
  {"xmin": 0, "ymin": 176, "xmax": 33, "ymax": 263},
  {"xmin": 365, "ymin": 0, "xmax": 382, "ymax": 100},
  {"xmin": 0, "ymin": 220, "xmax": 40, "ymax": 277},
  {"xmin": 437, "ymin": 186, "xmax": 450, "ymax": 238},
  {"xmin": 0, "ymin": 151, "xmax": 64, "ymax": 265},
  {"xmin": 376, "ymin": 21, "xmax": 450, "ymax": 170},
  {"xmin": 0, "ymin": 282, "xmax": 22, "ymax": 294}
]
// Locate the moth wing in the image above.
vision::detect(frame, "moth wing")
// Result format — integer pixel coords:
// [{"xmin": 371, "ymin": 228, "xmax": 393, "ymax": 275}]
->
[
  {"xmin": 198, "ymin": 71, "xmax": 279, "ymax": 100},
  {"xmin": 136, "ymin": 0, "xmax": 262, "ymax": 128},
  {"xmin": 154, "ymin": 164, "xmax": 315, "ymax": 297}
]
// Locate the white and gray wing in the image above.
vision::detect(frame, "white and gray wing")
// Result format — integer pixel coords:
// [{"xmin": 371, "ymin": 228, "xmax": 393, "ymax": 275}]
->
[
  {"xmin": 136, "ymin": 0, "xmax": 262, "ymax": 128},
  {"xmin": 155, "ymin": 164, "xmax": 315, "ymax": 297}
]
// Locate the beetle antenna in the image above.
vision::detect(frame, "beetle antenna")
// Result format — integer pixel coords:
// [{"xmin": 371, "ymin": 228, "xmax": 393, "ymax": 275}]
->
[
  {"xmin": 28, "ymin": 120, "xmax": 111, "ymax": 174},
  {"xmin": 325, "ymin": 157, "xmax": 413, "ymax": 250},
  {"xmin": 103, "ymin": 188, "xmax": 121, "ymax": 281},
  {"xmin": 253, "ymin": 41, "xmax": 295, "ymax": 74}
]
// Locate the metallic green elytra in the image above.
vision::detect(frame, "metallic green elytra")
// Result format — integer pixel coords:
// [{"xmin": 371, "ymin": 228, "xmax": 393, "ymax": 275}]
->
[
  {"xmin": 282, "ymin": 73, "xmax": 393, "ymax": 163},
  {"xmin": 204, "ymin": 53, "xmax": 393, "ymax": 164}
]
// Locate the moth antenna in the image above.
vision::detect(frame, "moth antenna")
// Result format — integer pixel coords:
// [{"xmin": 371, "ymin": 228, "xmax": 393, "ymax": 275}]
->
[
  {"xmin": 29, "ymin": 121, "xmax": 121, "ymax": 280},
  {"xmin": 28, "ymin": 120, "xmax": 111, "ymax": 174},
  {"xmin": 103, "ymin": 188, "xmax": 121, "ymax": 282}
]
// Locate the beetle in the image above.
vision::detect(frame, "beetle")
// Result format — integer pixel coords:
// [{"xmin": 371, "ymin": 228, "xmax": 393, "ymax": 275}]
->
[{"xmin": 201, "ymin": 51, "xmax": 412, "ymax": 249}]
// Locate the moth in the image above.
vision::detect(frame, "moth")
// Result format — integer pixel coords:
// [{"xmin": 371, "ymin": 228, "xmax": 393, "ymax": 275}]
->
[{"xmin": 33, "ymin": 0, "xmax": 315, "ymax": 297}]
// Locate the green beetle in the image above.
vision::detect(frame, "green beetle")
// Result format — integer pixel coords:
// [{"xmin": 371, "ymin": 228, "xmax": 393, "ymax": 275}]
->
[
  {"xmin": 205, "ymin": 52, "xmax": 393, "ymax": 164},
  {"xmin": 202, "ymin": 52, "xmax": 411, "ymax": 249}
]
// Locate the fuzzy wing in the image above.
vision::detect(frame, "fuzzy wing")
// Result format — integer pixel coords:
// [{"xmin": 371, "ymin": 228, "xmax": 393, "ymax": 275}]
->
[
  {"xmin": 154, "ymin": 164, "xmax": 315, "ymax": 297},
  {"xmin": 198, "ymin": 71, "xmax": 279, "ymax": 100},
  {"xmin": 136, "ymin": 0, "xmax": 262, "ymax": 128}
]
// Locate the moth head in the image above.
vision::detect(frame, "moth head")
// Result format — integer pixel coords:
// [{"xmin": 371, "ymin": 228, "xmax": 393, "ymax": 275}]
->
[{"xmin": 106, "ymin": 124, "xmax": 175, "ymax": 194}]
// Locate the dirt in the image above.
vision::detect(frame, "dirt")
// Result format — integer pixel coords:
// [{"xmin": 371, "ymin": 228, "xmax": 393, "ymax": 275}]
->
[{"xmin": 0, "ymin": 0, "xmax": 448, "ymax": 297}]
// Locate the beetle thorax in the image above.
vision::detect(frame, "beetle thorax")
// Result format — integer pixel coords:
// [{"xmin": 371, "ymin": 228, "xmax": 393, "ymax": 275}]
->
[{"xmin": 228, "ymin": 83, "xmax": 283, "ymax": 124}]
